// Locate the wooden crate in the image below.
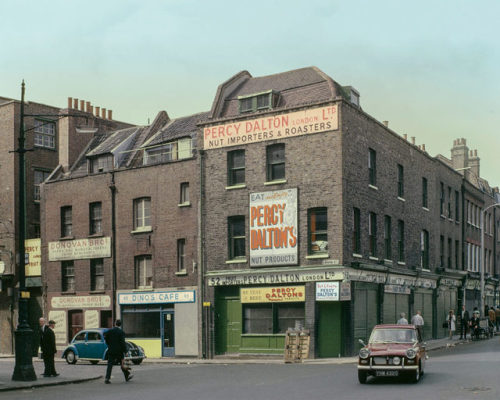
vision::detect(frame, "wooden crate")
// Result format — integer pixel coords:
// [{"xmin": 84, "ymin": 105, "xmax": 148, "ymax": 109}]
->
[{"xmin": 284, "ymin": 329, "xmax": 310, "ymax": 363}]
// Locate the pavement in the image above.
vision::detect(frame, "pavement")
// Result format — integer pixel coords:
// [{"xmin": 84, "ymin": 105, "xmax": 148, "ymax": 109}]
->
[{"xmin": 0, "ymin": 335, "xmax": 479, "ymax": 392}]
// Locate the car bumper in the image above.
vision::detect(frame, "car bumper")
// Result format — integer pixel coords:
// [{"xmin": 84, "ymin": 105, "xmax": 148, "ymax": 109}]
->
[{"xmin": 358, "ymin": 365, "xmax": 418, "ymax": 370}]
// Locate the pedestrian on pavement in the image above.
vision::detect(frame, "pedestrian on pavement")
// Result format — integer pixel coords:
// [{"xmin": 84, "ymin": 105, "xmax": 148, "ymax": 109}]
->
[
  {"xmin": 40, "ymin": 320, "xmax": 59, "ymax": 377},
  {"xmin": 488, "ymin": 306, "xmax": 496, "ymax": 333},
  {"xmin": 447, "ymin": 310, "xmax": 456, "ymax": 339},
  {"xmin": 397, "ymin": 312, "xmax": 408, "ymax": 325},
  {"xmin": 411, "ymin": 311, "xmax": 424, "ymax": 342},
  {"xmin": 459, "ymin": 305, "xmax": 469, "ymax": 340},
  {"xmin": 495, "ymin": 306, "xmax": 500, "ymax": 331},
  {"xmin": 104, "ymin": 319, "xmax": 132, "ymax": 384}
]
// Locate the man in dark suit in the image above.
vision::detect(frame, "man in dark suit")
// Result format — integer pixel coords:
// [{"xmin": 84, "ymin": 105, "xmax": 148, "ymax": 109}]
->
[
  {"xmin": 459, "ymin": 305, "xmax": 469, "ymax": 340},
  {"xmin": 104, "ymin": 319, "xmax": 132, "ymax": 384},
  {"xmin": 40, "ymin": 320, "xmax": 59, "ymax": 377}
]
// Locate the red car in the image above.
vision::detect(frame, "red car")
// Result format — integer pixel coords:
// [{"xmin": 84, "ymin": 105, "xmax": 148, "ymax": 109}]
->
[{"xmin": 357, "ymin": 324, "xmax": 426, "ymax": 383}]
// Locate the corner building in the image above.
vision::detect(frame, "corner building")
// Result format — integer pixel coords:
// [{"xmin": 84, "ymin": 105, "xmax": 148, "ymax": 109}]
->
[{"xmin": 201, "ymin": 67, "xmax": 500, "ymax": 357}]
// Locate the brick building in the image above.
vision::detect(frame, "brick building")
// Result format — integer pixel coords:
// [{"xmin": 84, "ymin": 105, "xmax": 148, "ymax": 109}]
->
[
  {"xmin": 41, "ymin": 110, "xmax": 205, "ymax": 357},
  {"xmin": 0, "ymin": 94, "xmax": 130, "ymax": 354},
  {"xmin": 200, "ymin": 67, "xmax": 500, "ymax": 357}
]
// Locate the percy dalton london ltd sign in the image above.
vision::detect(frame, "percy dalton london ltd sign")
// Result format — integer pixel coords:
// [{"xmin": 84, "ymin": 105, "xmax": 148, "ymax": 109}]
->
[{"xmin": 203, "ymin": 105, "xmax": 338, "ymax": 150}]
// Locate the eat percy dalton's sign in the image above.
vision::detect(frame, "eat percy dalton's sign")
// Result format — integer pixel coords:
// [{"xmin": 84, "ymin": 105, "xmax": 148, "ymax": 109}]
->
[{"xmin": 249, "ymin": 188, "xmax": 298, "ymax": 267}]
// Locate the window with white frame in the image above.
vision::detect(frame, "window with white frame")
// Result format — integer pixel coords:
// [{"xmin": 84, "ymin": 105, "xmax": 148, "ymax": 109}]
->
[
  {"xmin": 421, "ymin": 230, "xmax": 429, "ymax": 269},
  {"xmin": 369, "ymin": 149, "xmax": 377, "ymax": 186},
  {"xmin": 133, "ymin": 197, "xmax": 151, "ymax": 230},
  {"xmin": 90, "ymin": 258, "xmax": 104, "ymax": 291},
  {"xmin": 89, "ymin": 155, "xmax": 113, "ymax": 173},
  {"xmin": 177, "ymin": 239, "xmax": 186, "ymax": 272},
  {"xmin": 89, "ymin": 202, "xmax": 102, "ymax": 235},
  {"xmin": 34, "ymin": 170, "xmax": 51, "ymax": 201},
  {"xmin": 62, "ymin": 261, "xmax": 75, "ymax": 292},
  {"xmin": 369, "ymin": 212, "xmax": 377, "ymax": 257},
  {"xmin": 180, "ymin": 182, "xmax": 190, "ymax": 204},
  {"xmin": 135, "ymin": 255, "xmax": 152, "ymax": 288},
  {"xmin": 61, "ymin": 206, "xmax": 72, "ymax": 237},
  {"xmin": 34, "ymin": 119, "xmax": 56, "ymax": 149}
]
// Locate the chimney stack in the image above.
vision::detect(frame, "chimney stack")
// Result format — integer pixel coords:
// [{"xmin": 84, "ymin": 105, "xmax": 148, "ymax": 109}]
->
[
  {"xmin": 102, "ymin": 108, "xmax": 106, "ymax": 119},
  {"xmin": 108, "ymin": 109, "xmax": 112, "ymax": 120},
  {"xmin": 95, "ymin": 106, "xmax": 100, "ymax": 118},
  {"xmin": 411, "ymin": 137, "xmax": 415, "ymax": 145},
  {"xmin": 86, "ymin": 101, "xmax": 91, "ymax": 113},
  {"xmin": 383, "ymin": 121, "xmax": 389, "ymax": 127},
  {"xmin": 68, "ymin": 97, "xmax": 73, "ymax": 109},
  {"xmin": 80, "ymin": 99, "xmax": 85, "ymax": 110},
  {"xmin": 73, "ymin": 98, "xmax": 79, "ymax": 109}
]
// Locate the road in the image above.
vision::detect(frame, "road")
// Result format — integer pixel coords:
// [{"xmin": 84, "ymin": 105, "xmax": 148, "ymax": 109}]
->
[{"xmin": 5, "ymin": 339, "xmax": 500, "ymax": 400}]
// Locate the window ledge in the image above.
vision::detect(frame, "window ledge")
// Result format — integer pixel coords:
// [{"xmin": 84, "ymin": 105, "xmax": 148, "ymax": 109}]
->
[
  {"xmin": 89, "ymin": 290, "xmax": 105, "ymax": 294},
  {"xmin": 131, "ymin": 227, "xmax": 153, "ymax": 234},
  {"xmin": 61, "ymin": 291, "xmax": 76, "ymax": 295},
  {"xmin": 306, "ymin": 254, "xmax": 329, "ymax": 260},
  {"xmin": 448, "ymin": 218, "xmax": 454, "ymax": 222},
  {"xmin": 369, "ymin": 256, "xmax": 379, "ymax": 261},
  {"xmin": 384, "ymin": 259, "xmax": 393, "ymax": 265},
  {"xmin": 133, "ymin": 287, "xmax": 153, "ymax": 292},
  {"xmin": 397, "ymin": 197, "xmax": 406, "ymax": 202},
  {"xmin": 440, "ymin": 214, "xmax": 447, "ymax": 219},
  {"xmin": 175, "ymin": 270, "xmax": 188, "ymax": 276},
  {"xmin": 368, "ymin": 184, "xmax": 379, "ymax": 191},
  {"xmin": 88, "ymin": 233, "xmax": 104, "ymax": 238},
  {"xmin": 264, "ymin": 179, "xmax": 287, "ymax": 186},
  {"xmin": 226, "ymin": 184, "xmax": 247, "ymax": 190},
  {"xmin": 352, "ymin": 253, "xmax": 363, "ymax": 259},
  {"xmin": 59, "ymin": 236, "xmax": 75, "ymax": 241},
  {"xmin": 226, "ymin": 258, "xmax": 247, "ymax": 264},
  {"xmin": 422, "ymin": 207, "xmax": 429, "ymax": 212},
  {"xmin": 397, "ymin": 261, "xmax": 406, "ymax": 266},
  {"xmin": 178, "ymin": 202, "xmax": 191, "ymax": 208}
]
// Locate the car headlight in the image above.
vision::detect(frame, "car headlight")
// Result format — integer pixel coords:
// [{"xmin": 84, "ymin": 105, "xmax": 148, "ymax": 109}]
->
[
  {"xmin": 359, "ymin": 348, "xmax": 370, "ymax": 359},
  {"xmin": 406, "ymin": 348, "xmax": 416, "ymax": 359},
  {"xmin": 392, "ymin": 356, "xmax": 401, "ymax": 365}
]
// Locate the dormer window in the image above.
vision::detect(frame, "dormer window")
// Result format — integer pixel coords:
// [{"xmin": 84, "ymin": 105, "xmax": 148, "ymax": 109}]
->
[
  {"xmin": 238, "ymin": 90, "xmax": 275, "ymax": 113},
  {"xmin": 89, "ymin": 155, "xmax": 113, "ymax": 173},
  {"xmin": 143, "ymin": 137, "xmax": 193, "ymax": 165}
]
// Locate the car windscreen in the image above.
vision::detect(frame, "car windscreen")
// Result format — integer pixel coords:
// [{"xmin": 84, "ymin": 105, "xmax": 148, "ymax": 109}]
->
[{"xmin": 369, "ymin": 328, "xmax": 417, "ymax": 344}]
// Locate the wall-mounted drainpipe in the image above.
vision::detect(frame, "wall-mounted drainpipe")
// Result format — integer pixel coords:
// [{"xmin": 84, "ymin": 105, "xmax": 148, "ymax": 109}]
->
[{"xmin": 109, "ymin": 172, "xmax": 117, "ymax": 322}]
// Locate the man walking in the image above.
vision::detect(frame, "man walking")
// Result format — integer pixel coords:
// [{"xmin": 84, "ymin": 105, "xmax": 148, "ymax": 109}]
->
[
  {"xmin": 459, "ymin": 305, "xmax": 469, "ymax": 340},
  {"xmin": 104, "ymin": 319, "xmax": 132, "ymax": 384},
  {"xmin": 411, "ymin": 311, "xmax": 424, "ymax": 342},
  {"xmin": 40, "ymin": 320, "xmax": 59, "ymax": 377}
]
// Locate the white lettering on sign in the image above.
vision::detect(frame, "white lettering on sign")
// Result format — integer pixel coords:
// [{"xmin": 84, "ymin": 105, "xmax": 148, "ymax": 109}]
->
[
  {"xmin": 48, "ymin": 237, "xmax": 111, "ymax": 261},
  {"xmin": 118, "ymin": 290, "xmax": 195, "ymax": 305},
  {"xmin": 51, "ymin": 295, "xmax": 111, "ymax": 309}
]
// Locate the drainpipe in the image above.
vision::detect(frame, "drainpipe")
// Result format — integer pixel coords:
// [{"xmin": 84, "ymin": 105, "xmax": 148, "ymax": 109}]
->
[
  {"xmin": 109, "ymin": 172, "xmax": 117, "ymax": 322},
  {"xmin": 198, "ymin": 149, "xmax": 207, "ymax": 358}
]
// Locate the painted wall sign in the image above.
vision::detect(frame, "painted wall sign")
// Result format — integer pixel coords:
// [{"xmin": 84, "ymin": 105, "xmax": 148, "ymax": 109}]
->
[
  {"xmin": 48, "ymin": 237, "xmax": 111, "ymax": 261},
  {"xmin": 203, "ymin": 105, "xmax": 339, "ymax": 150},
  {"xmin": 340, "ymin": 281, "xmax": 351, "ymax": 301},
  {"xmin": 384, "ymin": 284, "xmax": 411, "ymax": 295},
  {"xmin": 249, "ymin": 188, "xmax": 298, "ymax": 267},
  {"xmin": 85, "ymin": 310, "xmax": 99, "ymax": 329},
  {"xmin": 48, "ymin": 310, "xmax": 67, "ymax": 346},
  {"xmin": 25, "ymin": 238, "xmax": 41, "ymax": 276},
  {"xmin": 51, "ymin": 295, "xmax": 111, "ymax": 309},
  {"xmin": 241, "ymin": 286, "xmax": 305, "ymax": 303},
  {"xmin": 118, "ymin": 290, "xmax": 195, "ymax": 305},
  {"xmin": 207, "ymin": 270, "xmax": 344, "ymax": 286},
  {"xmin": 346, "ymin": 270, "xmax": 386, "ymax": 284},
  {"xmin": 316, "ymin": 282, "xmax": 339, "ymax": 301}
]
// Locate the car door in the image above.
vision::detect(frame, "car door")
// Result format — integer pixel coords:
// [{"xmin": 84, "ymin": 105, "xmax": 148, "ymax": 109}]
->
[
  {"xmin": 72, "ymin": 331, "xmax": 87, "ymax": 358},
  {"xmin": 86, "ymin": 331, "xmax": 107, "ymax": 359}
]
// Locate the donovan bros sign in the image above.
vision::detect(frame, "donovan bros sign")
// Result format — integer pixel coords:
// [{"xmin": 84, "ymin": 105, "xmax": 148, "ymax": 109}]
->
[{"xmin": 250, "ymin": 188, "xmax": 298, "ymax": 267}]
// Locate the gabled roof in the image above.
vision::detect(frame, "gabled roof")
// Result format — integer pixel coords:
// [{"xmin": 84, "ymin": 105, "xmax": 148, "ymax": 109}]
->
[
  {"xmin": 143, "ymin": 111, "xmax": 210, "ymax": 148},
  {"xmin": 86, "ymin": 127, "xmax": 140, "ymax": 157},
  {"xmin": 209, "ymin": 66, "xmax": 347, "ymax": 119}
]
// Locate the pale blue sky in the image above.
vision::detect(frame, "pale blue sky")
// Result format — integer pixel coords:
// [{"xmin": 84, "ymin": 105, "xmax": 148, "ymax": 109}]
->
[{"xmin": 1, "ymin": 0, "xmax": 498, "ymax": 185}]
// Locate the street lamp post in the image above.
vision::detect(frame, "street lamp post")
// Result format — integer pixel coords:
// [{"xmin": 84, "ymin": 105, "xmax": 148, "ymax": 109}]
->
[
  {"xmin": 11, "ymin": 81, "xmax": 37, "ymax": 381},
  {"xmin": 480, "ymin": 203, "xmax": 500, "ymax": 318}
]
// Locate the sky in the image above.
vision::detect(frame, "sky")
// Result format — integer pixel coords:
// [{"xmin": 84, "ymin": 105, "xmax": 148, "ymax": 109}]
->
[{"xmin": 1, "ymin": 0, "xmax": 499, "ymax": 185}]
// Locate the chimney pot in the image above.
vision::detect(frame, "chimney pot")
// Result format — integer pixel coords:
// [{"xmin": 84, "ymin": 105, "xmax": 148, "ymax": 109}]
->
[
  {"xmin": 422, "ymin": 144, "xmax": 426, "ymax": 151},
  {"xmin": 80, "ymin": 99, "xmax": 85, "ymax": 110},
  {"xmin": 403, "ymin": 134, "xmax": 407, "ymax": 140},
  {"xmin": 68, "ymin": 97, "xmax": 73, "ymax": 109},
  {"xmin": 95, "ymin": 106, "xmax": 100, "ymax": 117},
  {"xmin": 102, "ymin": 108, "xmax": 106, "ymax": 119},
  {"xmin": 108, "ymin": 109, "xmax": 112, "ymax": 120},
  {"xmin": 474, "ymin": 149, "xmax": 478, "ymax": 157},
  {"xmin": 86, "ymin": 101, "xmax": 91, "ymax": 112},
  {"xmin": 383, "ymin": 120, "xmax": 389, "ymax": 127},
  {"xmin": 90, "ymin": 105, "xmax": 94, "ymax": 114},
  {"xmin": 411, "ymin": 137, "xmax": 416, "ymax": 145},
  {"xmin": 73, "ymin": 98, "xmax": 79, "ymax": 109}
]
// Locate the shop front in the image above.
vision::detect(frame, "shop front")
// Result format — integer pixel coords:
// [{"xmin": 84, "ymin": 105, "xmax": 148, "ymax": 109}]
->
[
  {"xmin": 117, "ymin": 288, "xmax": 198, "ymax": 358},
  {"xmin": 436, "ymin": 278, "xmax": 460, "ymax": 338}
]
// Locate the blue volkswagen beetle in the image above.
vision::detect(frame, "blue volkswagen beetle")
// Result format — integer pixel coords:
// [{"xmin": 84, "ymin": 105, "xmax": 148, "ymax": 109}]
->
[{"xmin": 62, "ymin": 328, "xmax": 146, "ymax": 365}]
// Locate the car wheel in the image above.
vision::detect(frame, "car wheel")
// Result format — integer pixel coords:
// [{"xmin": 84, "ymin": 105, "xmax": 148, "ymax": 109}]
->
[
  {"xmin": 65, "ymin": 350, "xmax": 77, "ymax": 365},
  {"xmin": 358, "ymin": 370, "xmax": 368, "ymax": 384},
  {"xmin": 90, "ymin": 360, "xmax": 99, "ymax": 365},
  {"xmin": 413, "ymin": 362, "xmax": 421, "ymax": 383},
  {"xmin": 132, "ymin": 360, "xmax": 143, "ymax": 365}
]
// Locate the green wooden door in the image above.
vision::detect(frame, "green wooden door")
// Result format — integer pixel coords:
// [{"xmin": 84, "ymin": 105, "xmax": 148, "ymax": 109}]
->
[
  {"xmin": 215, "ymin": 296, "xmax": 242, "ymax": 354},
  {"xmin": 317, "ymin": 302, "xmax": 341, "ymax": 357}
]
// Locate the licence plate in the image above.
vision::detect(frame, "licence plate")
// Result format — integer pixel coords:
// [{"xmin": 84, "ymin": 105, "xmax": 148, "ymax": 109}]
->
[{"xmin": 376, "ymin": 371, "xmax": 399, "ymax": 377}]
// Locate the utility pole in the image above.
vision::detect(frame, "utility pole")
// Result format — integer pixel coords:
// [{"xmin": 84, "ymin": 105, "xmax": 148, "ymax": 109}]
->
[{"xmin": 12, "ymin": 81, "xmax": 37, "ymax": 381}]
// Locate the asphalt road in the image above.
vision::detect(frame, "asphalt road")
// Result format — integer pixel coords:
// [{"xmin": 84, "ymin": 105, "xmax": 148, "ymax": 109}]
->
[{"xmin": 5, "ymin": 339, "xmax": 500, "ymax": 400}]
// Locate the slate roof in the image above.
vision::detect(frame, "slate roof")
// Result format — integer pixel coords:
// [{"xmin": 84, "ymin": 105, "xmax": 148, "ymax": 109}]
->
[
  {"xmin": 87, "ymin": 126, "xmax": 140, "ymax": 157},
  {"xmin": 211, "ymin": 66, "xmax": 348, "ymax": 119},
  {"xmin": 144, "ymin": 111, "xmax": 210, "ymax": 147}
]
